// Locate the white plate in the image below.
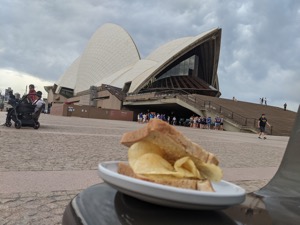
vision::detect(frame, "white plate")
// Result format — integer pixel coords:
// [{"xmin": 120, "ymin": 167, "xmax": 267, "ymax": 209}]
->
[{"xmin": 98, "ymin": 161, "xmax": 246, "ymax": 210}]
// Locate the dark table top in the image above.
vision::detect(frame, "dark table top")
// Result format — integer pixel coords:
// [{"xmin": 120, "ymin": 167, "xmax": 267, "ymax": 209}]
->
[{"xmin": 62, "ymin": 183, "xmax": 300, "ymax": 225}]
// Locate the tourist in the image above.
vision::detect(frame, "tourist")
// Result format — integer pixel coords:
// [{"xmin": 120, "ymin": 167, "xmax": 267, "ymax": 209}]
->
[
  {"xmin": 32, "ymin": 91, "xmax": 45, "ymax": 113},
  {"xmin": 207, "ymin": 116, "xmax": 212, "ymax": 129},
  {"xmin": 28, "ymin": 84, "xmax": 37, "ymax": 103},
  {"xmin": 220, "ymin": 116, "xmax": 224, "ymax": 130},
  {"xmin": 258, "ymin": 113, "xmax": 271, "ymax": 139},
  {"xmin": 214, "ymin": 115, "xmax": 221, "ymax": 130},
  {"xmin": 172, "ymin": 116, "xmax": 176, "ymax": 125}
]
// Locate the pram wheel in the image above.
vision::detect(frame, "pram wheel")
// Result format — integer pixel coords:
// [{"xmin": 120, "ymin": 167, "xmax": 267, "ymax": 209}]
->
[
  {"xmin": 5, "ymin": 121, "xmax": 12, "ymax": 127},
  {"xmin": 34, "ymin": 122, "xmax": 40, "ymax": 129},
  {"xmin": 15, "ymin": 120, "xmax": 22, "ymax": 129}
]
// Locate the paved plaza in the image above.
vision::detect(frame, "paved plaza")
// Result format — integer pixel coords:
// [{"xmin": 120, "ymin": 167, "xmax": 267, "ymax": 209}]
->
[{"xmin": 0, "ymin": 112, "xmax": 289, "ymax": 224}]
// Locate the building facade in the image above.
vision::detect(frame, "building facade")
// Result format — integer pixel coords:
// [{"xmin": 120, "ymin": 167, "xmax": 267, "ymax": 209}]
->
[{"xmin": 45, "ymin": 23, "xmax": 222, "ymax": 119}]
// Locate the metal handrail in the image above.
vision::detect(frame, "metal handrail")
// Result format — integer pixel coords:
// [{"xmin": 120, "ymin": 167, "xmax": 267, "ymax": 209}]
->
[{"xmin": 203, "ymin": 100, "xmax": 257, "ymax": 126}]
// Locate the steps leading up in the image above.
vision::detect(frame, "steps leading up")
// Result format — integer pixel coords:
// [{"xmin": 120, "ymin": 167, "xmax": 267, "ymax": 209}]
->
[{"xmin": 193, "ymin": 94, "xmax": 296, "ymax": 136}]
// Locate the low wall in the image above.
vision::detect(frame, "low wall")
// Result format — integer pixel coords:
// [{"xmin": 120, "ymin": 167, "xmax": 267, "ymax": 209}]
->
[
  {"xmin": 50, "ymin": 103, "xmax": 65, "ymax": 116},
  {"xmin": 50, "ymin": 103, "xmax": 133, "ymax": 121}
]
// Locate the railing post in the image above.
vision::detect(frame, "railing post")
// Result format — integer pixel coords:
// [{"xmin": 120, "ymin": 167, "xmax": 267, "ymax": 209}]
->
[{"xmin": 270, "ymin": 126, "xmax": 273, "ymax": 135}]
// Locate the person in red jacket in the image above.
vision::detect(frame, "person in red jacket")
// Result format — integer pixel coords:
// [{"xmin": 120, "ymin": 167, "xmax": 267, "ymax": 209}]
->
[{"xmin": 27, "ymin": 84, "xmax": 37, "ymax": 103}]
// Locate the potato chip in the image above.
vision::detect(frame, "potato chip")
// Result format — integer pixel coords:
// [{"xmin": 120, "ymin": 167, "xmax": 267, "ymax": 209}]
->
[
  {"xmin": 128, "ymin": 140, "xmax": 164, "ymax": 168},
  {"xmin": 131, "ymin": 153, "xmax": 175, "ymax": 174},
  {"xmin": 174, "ymin": 157, "xmax": 203, "ymax": 179},
  {"xmin": 128, "ymin": 141, "xmax": 202, "ymax": 179}
]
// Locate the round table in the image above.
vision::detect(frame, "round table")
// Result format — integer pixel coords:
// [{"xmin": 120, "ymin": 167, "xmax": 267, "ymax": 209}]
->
[{"xmin": 62, "ymin": 183, "xmax": 300, "ymax": 225}]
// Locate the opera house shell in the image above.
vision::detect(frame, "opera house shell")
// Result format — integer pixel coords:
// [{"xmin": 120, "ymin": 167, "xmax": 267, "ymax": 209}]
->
[{"xmin": 54, "ymin": 23, "xmax": 222, "ymax": 101}]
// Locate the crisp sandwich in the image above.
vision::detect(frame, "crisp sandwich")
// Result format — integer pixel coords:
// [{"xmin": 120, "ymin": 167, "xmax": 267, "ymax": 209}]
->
[{"xmin": 118, "ymin": 118, "xmax": 222, "ymax": 192}]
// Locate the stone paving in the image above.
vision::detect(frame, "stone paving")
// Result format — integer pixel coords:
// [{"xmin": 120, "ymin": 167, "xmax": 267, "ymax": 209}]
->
[{"xmin": 0, "ymin": 112, "xmax": 289, "ymax": 225}]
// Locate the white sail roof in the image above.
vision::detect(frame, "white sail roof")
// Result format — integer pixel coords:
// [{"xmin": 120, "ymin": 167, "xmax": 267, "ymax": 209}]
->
[{"xmin": 74, "ymin": 23, "xmax": 140, "ymax": 94}]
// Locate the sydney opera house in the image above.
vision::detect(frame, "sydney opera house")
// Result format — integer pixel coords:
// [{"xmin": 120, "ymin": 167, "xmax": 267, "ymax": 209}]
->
[{"xmin": 45, "ymin": 23, "xmax": 222, "ymax": 120}]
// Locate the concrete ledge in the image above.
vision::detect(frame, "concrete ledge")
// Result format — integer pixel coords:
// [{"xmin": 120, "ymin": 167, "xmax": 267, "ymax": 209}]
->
[
  {"xmin": 222, "ymin": 167, "xmax": 277, "ymax": 181},
  {"xmin": 0, "ymin": 167, "xmax": 277, "ymax": 193},
  {"xmin": 0, "ymin": 170, "xmax": 101, "ymax": 193}
]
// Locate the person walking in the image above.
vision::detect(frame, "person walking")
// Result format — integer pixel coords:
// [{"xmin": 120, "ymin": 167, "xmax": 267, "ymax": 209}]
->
[
  {"xmin": 258, "ymin": 113, "xmax": 271, "ymax": 139},
  {"xmin": 284, "ymin": 103, "xmax": 287, "ymax": 111}
]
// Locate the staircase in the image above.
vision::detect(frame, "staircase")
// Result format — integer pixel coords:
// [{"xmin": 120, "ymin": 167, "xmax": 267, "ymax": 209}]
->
[
  {"xmin": 124, "ymin": 91, "xmax": 296, "ymax": 136},
  {"xmin": 192, "ymin": 94, "xmax": 296, "ymax": 136}
]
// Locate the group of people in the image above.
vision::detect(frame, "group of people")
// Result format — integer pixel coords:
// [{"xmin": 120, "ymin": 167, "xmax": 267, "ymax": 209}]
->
[
  {"xmin": 260, "ymin": 97, "xmax": 267, "ymax": 105},
  {"xmin": 27, "ymin": 84, "xmax": 45, "ymax": 112},
  {"xmin": 137, "ymin": 112, "xmax": 169, "ymax": 124},
  {"xmin": 188, "ymin": 115, "xmax": 224, "ymax": 130},
  {"xmin": 137, "ymin": 111, "xmax": 273, "ymax": 140},
  {"xmin": 8, "ymin": 84, "xmax": 45, "ymax": 113},
  {"xmin": 259, "ymin": 97, "xmax": 288, "ymax": 112},
  {"xmin": 137, "ymin": 112, "xmax": 224, "ymax": 130}
]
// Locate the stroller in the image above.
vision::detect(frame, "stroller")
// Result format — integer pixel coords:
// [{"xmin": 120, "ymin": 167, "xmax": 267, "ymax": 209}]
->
[{"xmin": 5, "ymin": 94, "xmax": 44, "ymax": 129}]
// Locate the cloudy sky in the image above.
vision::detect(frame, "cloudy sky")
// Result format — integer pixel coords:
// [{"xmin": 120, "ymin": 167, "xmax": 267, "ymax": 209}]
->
[{"xmin": 0, "ymin": 0, "xmax": 299, "ymax": 111}]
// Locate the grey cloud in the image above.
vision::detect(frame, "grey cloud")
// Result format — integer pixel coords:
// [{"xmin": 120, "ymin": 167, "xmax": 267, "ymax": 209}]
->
[{"xmin": 0, "ymin": 0, "xmax": 299, "ymax": 110}]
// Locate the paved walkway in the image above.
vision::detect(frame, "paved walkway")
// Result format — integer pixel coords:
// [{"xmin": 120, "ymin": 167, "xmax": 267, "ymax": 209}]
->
[{"xmin": 0, "ymin": 112, "xmax": 289, "ymax": 224}]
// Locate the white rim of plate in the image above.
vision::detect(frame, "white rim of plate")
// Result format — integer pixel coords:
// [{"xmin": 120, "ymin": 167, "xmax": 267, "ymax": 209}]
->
[{"xmin": 98, "ymin": 161, "xmax": 246, "ymax": 198}]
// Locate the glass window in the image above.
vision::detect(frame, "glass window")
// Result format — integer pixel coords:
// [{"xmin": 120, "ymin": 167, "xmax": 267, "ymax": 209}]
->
[
  {"xmin": 179, "ymin": 62, "xmax": 184, "ymax": 75},
  {"xmin": 189, "ymin": 55, "xmax": 195, "ymax": 69},
  {"xmin": 158, "ymin": 55, "xmax": 196, "ymax": 79},
  {"xmin": 173, "ymin": 64, "xmax": 179, "ymax": 75},
  {"xmin": 183, "ymin": 59, "xmax": 189, "ymax": 75}
]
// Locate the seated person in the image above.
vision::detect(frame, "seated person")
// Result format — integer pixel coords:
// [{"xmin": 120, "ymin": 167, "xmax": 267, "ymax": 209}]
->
[
  {"xmin": 27, "ymin": 84, "xmax": 37, "ymax": 103},
  {"xmin": 8, "ymin": 91, "xmax": 16, "ymax": 105},
  {"xmin": 32, "ymin": 91, "xmax": 45, "ymax": 114}
]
